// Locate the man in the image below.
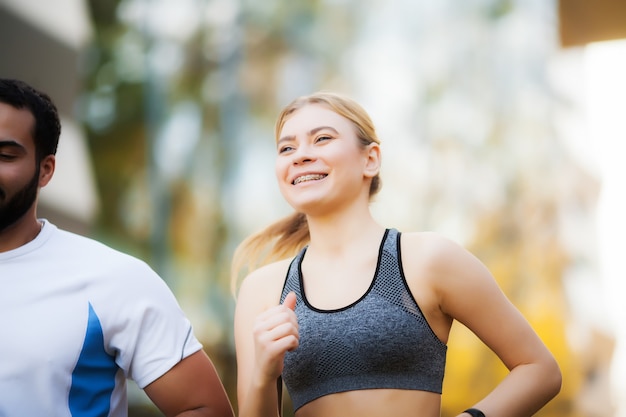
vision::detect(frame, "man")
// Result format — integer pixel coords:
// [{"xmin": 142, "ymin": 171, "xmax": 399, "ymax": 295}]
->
[{"xmin": 0, "ymin": 78, "xmax": 234, "ymax": 417}]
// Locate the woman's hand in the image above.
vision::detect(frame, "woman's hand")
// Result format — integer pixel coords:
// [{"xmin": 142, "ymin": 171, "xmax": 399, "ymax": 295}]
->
[
  {"xmin": 251, "ymin": 292, "xmax": 299, "ymax": 386},
  {"xmin": 234, "ymin": 260, "xmax": 299, "ymax": 417}
]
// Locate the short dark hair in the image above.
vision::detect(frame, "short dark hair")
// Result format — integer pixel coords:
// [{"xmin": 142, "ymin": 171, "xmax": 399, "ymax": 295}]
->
[{"xmin": 0, "ymin": 78, "xmax": 61, "ymax": 161}]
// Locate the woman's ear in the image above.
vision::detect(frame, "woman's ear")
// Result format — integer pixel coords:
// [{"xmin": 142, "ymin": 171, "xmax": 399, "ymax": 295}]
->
[
  {"xmin": 38, "ymin": 154, "xmax": 56, "ymax": 188},
  {"xmin": 363, "ymin": 142, "xmax": 381, "ymax": 179}
]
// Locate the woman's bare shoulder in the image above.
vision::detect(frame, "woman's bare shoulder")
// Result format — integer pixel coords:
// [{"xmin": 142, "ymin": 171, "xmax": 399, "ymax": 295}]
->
[
  {"xmin": 399, "ymin": 230, "xmax": 486, "ymax": 287},
  {"xmin": 400, "ymin": 230, "xmax": 465, "ymax": 263},
  {"xmin": 237, "ymin": 258, "xmax": 293, "ymax": 306}
]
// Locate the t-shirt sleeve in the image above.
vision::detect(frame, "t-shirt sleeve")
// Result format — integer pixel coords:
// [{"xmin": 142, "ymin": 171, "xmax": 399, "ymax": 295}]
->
[{"xmin": 99, "ymin": 257, "xmax": 203, "ymax": 388}]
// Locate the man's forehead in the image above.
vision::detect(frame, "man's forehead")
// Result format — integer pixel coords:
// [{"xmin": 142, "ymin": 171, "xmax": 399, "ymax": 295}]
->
[{"xmin": 0, "ymin": 103, "xmax": 36, "ymax": 151}]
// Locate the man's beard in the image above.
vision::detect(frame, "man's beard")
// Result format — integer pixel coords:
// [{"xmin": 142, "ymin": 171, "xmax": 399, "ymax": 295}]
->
[{"xmin": 0, "ymin": 167, "xmax": 40, "ymax": 233}]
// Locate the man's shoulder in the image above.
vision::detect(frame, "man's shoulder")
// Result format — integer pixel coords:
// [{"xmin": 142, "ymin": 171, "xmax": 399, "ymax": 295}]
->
[{"xmin": 54, "ymin": 227, "xmax": 152, "ymax": 270}]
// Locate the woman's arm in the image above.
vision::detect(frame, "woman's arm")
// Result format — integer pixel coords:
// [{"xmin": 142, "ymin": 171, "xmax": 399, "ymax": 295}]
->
[
  {"xmin": 234, "ymin": 261, "xmax": 298, "ymax": 417},
  {"xmin": 408, "ymin": 233, "xmax": 562, "ymax": 417}
]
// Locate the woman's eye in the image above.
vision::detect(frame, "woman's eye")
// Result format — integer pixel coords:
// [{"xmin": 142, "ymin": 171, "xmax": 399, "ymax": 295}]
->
[
  {"xmin": 316, "ymin": 135, "xmax": 332, "ymax": 142},
  {"xmin": 279, "ymin": 146, "xmax": 294, "ymax": 154}
]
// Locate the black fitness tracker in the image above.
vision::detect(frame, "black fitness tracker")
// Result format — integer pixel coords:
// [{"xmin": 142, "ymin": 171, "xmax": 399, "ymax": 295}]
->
[{"xmin": 463, "ymin": 408, "xmax": 486, "ymax": 417}]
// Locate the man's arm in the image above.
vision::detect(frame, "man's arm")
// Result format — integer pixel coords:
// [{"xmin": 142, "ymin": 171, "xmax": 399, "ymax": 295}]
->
[{"xmin": 144, "ymin": 350, "xmax": 234, "ymax": 417}]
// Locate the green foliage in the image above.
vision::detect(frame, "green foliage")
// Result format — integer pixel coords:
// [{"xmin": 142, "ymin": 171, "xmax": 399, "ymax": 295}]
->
[{"xmin": 81, "ymin": 1, "xmax": 593, "ymax": 416}]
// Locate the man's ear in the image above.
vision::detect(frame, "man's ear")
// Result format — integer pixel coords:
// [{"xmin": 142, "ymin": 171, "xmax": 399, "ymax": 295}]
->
[
  {"xmin": 363, "ymin": 142, "xmax": 381, "ymax": 179},
  {"xmin": 38, "ymin": 155, "xmax": 55, "ymax": 188}
]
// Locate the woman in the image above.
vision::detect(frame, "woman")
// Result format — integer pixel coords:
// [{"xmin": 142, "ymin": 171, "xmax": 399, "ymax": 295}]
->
[{"xmin": 232, "ymin": 91, "xmax": 561, "ymax": 417}]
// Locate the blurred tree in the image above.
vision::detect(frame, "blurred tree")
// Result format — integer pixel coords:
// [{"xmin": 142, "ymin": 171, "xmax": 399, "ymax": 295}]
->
[{"xmin": 79, "ymin": 1, "xmax": 596, "ymax": 416}]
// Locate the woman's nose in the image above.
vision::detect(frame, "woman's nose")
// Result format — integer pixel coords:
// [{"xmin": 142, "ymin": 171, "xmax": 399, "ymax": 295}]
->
[{"xmin": 292, "ymin": 145, "xmax": 315, "ymax": 165}]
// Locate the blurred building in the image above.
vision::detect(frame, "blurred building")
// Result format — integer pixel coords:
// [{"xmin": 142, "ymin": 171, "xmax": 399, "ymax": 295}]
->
[
  {"xmin": 0, "ymin": 0, "xmax": 98, "ymax": 235},
  {"xmin": 559, "ymin": 0, "xmax": 626, "ymax": 47},
  {"xmin": 559, "ymin": 1, "xmax": 626, "ymax": 416}
]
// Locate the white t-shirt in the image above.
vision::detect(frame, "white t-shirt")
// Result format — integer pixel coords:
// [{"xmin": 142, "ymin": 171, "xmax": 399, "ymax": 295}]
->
[{"xmin": 0, "ymin": 220, "xmax": 203, "ymax": 417}]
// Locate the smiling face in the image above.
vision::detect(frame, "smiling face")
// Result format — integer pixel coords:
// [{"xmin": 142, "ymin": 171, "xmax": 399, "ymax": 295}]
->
[
  {"xmin": 0, "ymin": 102, "xmax": 41, "ymax": 232},
  {"xmin": 275, "ymin": 103, "xmax": 380, "ymax": 216}
]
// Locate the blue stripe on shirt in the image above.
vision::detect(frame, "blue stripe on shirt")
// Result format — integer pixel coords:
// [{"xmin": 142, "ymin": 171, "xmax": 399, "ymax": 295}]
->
[{"xmin": 69, "ymin": 303, "xmax": 118, "ymax": 417}]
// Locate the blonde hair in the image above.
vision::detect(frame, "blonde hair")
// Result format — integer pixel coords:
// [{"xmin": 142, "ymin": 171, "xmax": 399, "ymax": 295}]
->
[{"xmin": 231, "ymin": 91, "xmax": 382, "ymax": 293}]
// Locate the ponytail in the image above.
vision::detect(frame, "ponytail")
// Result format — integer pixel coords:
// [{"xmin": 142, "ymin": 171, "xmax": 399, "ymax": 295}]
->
[{"xmin": 231, "ymin": 212, "xmax": 309, "ymax": 294}]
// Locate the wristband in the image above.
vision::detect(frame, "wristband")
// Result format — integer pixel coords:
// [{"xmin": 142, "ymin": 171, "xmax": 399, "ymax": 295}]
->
[{"xmin": 464, "ymin": 408, "xmax": 486, "ymax": 417}]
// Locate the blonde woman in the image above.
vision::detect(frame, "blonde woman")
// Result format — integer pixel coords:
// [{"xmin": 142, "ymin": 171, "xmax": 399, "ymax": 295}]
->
[{"xmin": 232, "ymin": 91, "xmax": 561, "ymax": 417}]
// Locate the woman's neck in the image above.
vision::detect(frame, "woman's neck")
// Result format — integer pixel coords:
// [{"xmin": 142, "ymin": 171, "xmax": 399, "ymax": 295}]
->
[{"xmin": 305, "ymin": 206, "xmax": 384, "ymax": 257}]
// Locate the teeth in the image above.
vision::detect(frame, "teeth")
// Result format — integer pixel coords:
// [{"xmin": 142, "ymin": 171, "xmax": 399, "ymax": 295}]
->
[{"xmin": 293, "ymin": 174, "xmax": 326, "ymax": 185}]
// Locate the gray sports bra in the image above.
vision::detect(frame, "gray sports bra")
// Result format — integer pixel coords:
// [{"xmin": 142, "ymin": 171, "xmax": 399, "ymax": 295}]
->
[{"xmin": 279, "ymin": 228, "xmax": 447, "ymax": 411}]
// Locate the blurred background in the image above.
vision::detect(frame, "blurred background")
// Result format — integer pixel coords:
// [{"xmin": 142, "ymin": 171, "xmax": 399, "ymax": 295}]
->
[{"xmin": 1, "ymin": 0, "xmax": 625, "ymax": 416}]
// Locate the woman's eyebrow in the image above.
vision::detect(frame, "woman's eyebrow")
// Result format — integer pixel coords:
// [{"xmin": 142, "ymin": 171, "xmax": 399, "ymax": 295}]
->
[
  {"xmin": 308, "ymin": 126, "xmax": 338, "ymax": 136},
  {"xmin": 277, "ymin": 126, "xmax": 339, "ymax": 145},
  {"xmin": 277, "ymin": 134, "xmax": 294, "ymax": 146}
]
